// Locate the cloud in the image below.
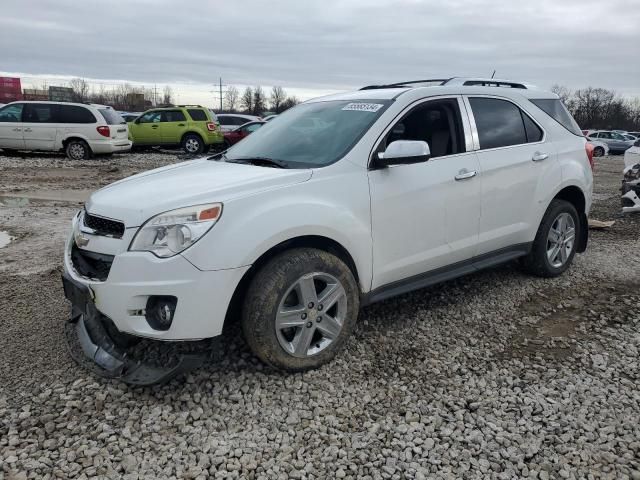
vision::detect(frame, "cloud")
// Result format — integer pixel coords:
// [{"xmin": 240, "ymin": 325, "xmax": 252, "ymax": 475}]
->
[{"xmin": 1, "ymin": 0, "xmax": 639, "ymax": 99}]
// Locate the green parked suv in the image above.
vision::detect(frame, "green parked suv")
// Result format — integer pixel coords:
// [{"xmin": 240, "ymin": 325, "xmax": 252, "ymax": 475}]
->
[{"xmin": 129, "ymin": 105, "xmax": 223, "ymax": 154}]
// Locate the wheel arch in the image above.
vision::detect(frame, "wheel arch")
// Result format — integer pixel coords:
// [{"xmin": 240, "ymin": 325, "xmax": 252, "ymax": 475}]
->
[
  {"xmin": 62, "ymin": 135, "xmax": 92, "ymax": 150},
  {"xmin": 222, "ymin": 235, "xmax": 361, "ymax": 331},
  {"xmin": 181, "ymin": 131, "xmax": 204, "ymax": 144},
  {"xmin": 552, "ymin": 185, "xmax": 588, "ymax": 253}
]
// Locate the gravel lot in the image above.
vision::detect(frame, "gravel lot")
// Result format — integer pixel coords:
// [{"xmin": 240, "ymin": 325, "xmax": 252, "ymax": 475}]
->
[{"xmin": 0, "ymin": 150, "xmax": 639, "ymax": 480}]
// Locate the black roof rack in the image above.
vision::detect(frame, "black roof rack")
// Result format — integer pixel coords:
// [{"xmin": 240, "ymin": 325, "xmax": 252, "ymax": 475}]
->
[
  {"xmin": 360, "ymin": 79, "xmax": 450, "ymax": 91},
  {"xmin": 360, "ymin": 77, "xmax": 529, "ymax": 91}
]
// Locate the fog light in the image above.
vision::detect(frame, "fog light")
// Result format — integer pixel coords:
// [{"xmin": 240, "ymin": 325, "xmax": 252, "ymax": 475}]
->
[{"xmin": 145, "ymin": 296, "xmax": 177, "ymax": 331}]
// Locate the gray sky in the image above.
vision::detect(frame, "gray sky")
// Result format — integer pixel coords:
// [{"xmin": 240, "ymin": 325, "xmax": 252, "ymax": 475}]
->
[{"xmin": 1, "ymin": 0, "xmax": 639, "ymax": 105}]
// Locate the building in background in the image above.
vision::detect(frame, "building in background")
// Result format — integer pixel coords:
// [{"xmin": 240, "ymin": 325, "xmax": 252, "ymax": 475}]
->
[
  {"xmin": 0, "ymin": 76, "xmax": 22, "ymax": 103},
  {"xmin": 22, "ymin": 88, "xmax": 49, "ymax": 101},
  {"xmin": 48, "ymin": 86, "xmax": 74, "ymax": 102}
]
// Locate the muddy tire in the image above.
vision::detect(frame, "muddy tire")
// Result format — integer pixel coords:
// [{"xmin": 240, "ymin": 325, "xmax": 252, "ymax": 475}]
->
[
  {"xmin": 182, "ymin": 134, "xmax": 204, "ymax": 155},
  {"xmin": 66, "ymin": 140, "xmax": 91, "ymax": 160},
  {"xmin": 521, "ymin": 199, "xmax": 580, "ymax": 278},
  {"xmin": 242, "ymin": 248, "xmax": 360, "ymax": 371},
  {"xmin": 593, "ymin": 146, "xmax": 605, "ymax": 157}
]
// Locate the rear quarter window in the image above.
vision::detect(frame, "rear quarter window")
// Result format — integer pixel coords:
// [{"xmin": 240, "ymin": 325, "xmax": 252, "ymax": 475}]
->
[
  {"xmin": 58, "ymin": 105, "xmax": 96, "ymax": 124},
  {"xmin": 98, "ymin": 108, "xmax": 125, "ymax": 125},
  {"xmin": 530, "ymin": 99, "xmax": 582, "ymax": 136},
  {"xmin": 187, "ymin": 109, "xmax": 208, "ymax": 121}
]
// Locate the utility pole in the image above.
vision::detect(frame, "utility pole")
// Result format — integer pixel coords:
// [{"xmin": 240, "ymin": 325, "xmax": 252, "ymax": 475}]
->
[
  {"xmin": 154, "ymin": 84, "xmax": 157, "ymax": 106},
  {"xmin": 219, "ymin": 77, "xmax": 223, "ymax": 112}
]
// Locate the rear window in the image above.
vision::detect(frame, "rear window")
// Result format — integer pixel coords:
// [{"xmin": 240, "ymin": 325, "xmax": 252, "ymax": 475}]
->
[
  {"xmin": 99, "ymin": 108, "xmax": 125, "ymax": 125},
  {"xmin": 187, "ymin": 109, "xmax": 208, "ymax": 121},
  {"xmin": 530, "ymin": 99, "xmax": 582, "ymax": 136},
  {"xmin": 58, "ymin": 105, "xmax": 96, "ymax": 124}
]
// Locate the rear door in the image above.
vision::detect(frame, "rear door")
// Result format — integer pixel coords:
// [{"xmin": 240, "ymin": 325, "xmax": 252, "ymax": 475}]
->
[
  {"xmin": 130, "ymin": 111, "xmax": 161, "ymax": 144},
  {"xmin": 57, "ymin": 105, "xmax": 98, "ymax": 144},
  {"xmin": 159, "ymin": 109, "xmax": 187, "ymax": 144},
  {"xmin": 22, "ymin": 103, "xmax": 57, "ymax": 150},
  {"xmin": 465, "ymin": 95, "xmax": 555, "ymax": 255},
  {"xmin": 0, "ymin": 103, "xmax": 25, "ymax": 149}
]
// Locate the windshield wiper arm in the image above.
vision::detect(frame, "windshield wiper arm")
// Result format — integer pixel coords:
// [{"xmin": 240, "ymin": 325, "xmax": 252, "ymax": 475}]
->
[{"xmin": 226, "ymin": 157, "xmax": 289, "ymax": 168}]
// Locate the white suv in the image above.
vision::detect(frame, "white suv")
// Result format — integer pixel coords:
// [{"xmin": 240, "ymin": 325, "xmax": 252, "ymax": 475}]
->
[
  {"xmin": 62, "ymin": 78, "xmax": 593, "ymax": 384},
  {"xmin": 0, "ymin": 101, "xmax": 131, "ymax": 159}
]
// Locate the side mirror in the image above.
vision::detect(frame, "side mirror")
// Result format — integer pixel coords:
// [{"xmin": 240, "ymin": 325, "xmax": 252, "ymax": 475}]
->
[{"xmin": 375, "ymin": 140, "xmax": 431, "ymax": 168}]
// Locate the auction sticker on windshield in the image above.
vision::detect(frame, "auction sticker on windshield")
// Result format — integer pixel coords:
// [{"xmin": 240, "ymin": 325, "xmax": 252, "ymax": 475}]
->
[{"xmin": 342, "ymin": 103, "xmax": 384, "ymax": 113}]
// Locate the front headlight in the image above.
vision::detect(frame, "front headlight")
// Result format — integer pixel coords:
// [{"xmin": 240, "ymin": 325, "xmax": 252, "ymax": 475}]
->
[{"xmin": 129, "ymin": 203, "xmax": 222, "ymax": 258}]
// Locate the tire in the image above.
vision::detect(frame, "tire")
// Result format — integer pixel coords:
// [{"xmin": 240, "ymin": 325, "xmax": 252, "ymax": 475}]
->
[
  {"xmin": 521, "ymin": 199, "xmax": 580, "ymax": 278},
  {"xmin": 593, "ymin": 146, "xmax": 605, "ymax": 157},
  {"xmin": 66, "ymin": 140, "xmax": 91, "ymax": 160},
  {"xmin": 242, "ymin": 248, "xmax": 360, "ymax": 371},
  {"xmin": 182, "ymin": 134, "xmax": 204, "ymax": 154}
]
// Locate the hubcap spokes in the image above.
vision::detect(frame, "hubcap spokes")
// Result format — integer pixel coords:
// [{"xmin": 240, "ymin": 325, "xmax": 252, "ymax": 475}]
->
[
  {"xmin": 186, "ymin": 139, "xmax": 199, "ymax": 152},
  {"xmin": 276, "ymin": 272, "xmax": 347, "ymax": 357},
  {"xmin": 546, "ymin": 213, "xmax": 575, "ymax": 268}
]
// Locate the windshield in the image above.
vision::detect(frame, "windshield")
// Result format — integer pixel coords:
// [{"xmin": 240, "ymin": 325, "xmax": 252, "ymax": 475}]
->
[{"xmin": 224, "ymin": 99, "xmax": 391, "ymax": 168}]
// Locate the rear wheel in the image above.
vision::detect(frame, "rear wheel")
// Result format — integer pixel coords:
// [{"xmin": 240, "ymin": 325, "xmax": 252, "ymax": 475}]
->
[
  {"xmin": 66, "ymin": 140, "xmax": 91, "ymax": 160},
  {"xmin": 182, "ymin": 134, "xmax": 204, "ymax": 154},
  {"xmin": 521, "ymin": 199, "xmax": 579, "ymax": 277},
  {"xmin": 242, "ymin": 248, "xmax": 360, "ymax": 371},
  {"xmin": 593, "ymin": 146, "xmax": 605, "ymax": 157}
]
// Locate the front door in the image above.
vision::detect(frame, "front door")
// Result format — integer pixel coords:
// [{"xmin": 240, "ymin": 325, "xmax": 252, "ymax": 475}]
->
[
  {"xmin": 0, "ymin": 103, "xmax": 25, "ymax": 149},
  {"xmin": 130, "ymin": 111, "xmax": 161, "ymax": 144},
  {"xmin": 368, "ymin": 97, "xmax": 481, "ymax": 289},
  {"xmin": 22, "ymin": 103, "xmax": 57, "ymax": 150}
]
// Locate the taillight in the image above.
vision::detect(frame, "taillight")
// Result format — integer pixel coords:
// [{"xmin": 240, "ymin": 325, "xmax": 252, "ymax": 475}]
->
[
  {"xmin": 206, "ymin": 122, "xmax": 216, "ymax": 131},
  {"xmin": 585, "ymin": 143, "xmax": 594, "ymax": 171},
  {"xmin": 97, "ymin": 126, "xmax": 110, "ymax": 138}
]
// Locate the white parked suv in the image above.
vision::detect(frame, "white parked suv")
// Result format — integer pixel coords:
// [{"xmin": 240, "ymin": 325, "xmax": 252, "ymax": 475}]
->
[
  {"xmin": 62, "ymin": 78, "xmax": 593, "ymax": 384},
  {"xmin": 0, "ymin": 101, "xmax": 131, "ymax": 159}
]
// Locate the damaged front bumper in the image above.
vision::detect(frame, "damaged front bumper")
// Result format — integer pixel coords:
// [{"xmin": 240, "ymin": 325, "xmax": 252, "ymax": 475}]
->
[{"xmin": 62, "ymin": 272, "xmax": 207, "ymax": 386}]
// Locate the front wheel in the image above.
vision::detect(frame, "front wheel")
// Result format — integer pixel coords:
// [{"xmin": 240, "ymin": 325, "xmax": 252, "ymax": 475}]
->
[
  {"xmin": 593, "ymin": 146, "xmax": 605, "ymax": 157},
  {"xmin": 182, "ymin": 134, "xmax": 204, "ymax": 154},
  {"xmin": 521, "ymin": 199, "xmax": 580, "ymax": 277},
  {"xmin": 242, "ymin": 248, "xmax": 360, "ymax": 371}
]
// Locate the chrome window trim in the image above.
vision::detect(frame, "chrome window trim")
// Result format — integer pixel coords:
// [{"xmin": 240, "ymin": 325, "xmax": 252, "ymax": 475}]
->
[
  {"xmin": 368, "ymin": 94, "xmax": 475, "ymax": 168},
  {"xmin": 463, "ymin": 94, "xmax": 547, "ymax": 152}
]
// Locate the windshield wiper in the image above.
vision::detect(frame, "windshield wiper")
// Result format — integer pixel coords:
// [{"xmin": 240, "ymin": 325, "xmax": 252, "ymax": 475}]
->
[{"xmin": 226, "ymin": 157, "xmax": 289, "ymax": 169}]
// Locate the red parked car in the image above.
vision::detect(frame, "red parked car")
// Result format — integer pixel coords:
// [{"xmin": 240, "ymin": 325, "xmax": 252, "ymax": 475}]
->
[{"xmin": 224, "ymin": 121, "xmax": 265, "ymax": 147}]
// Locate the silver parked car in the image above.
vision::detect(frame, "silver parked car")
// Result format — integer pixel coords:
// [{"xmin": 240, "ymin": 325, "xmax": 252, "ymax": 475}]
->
[{"xmin": 588, "ymin": 130, "xmax": 634, "ymax": 154}]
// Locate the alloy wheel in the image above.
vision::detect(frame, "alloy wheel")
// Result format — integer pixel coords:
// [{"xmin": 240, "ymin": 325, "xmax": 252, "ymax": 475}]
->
[
  {"xmin": 546, "ymin": 212, "xmax": 575, "ymax": 268},
  {"xmin": 275, "ymin": 272, "xmax": 347, "ymax": 358},
  {"xmin": 185, "ymin": 138, "xmax": 200, "ymax": 153}
]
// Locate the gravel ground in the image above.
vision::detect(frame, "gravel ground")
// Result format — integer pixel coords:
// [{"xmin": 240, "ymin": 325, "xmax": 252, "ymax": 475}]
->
[{"xmin": 0, "ymin": 151, "xmax": 639, "ymax": 480}]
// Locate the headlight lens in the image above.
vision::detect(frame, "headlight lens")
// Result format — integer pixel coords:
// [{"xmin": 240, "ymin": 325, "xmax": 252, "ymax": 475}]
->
[{"xmin": 129, "ymin": 203, "xmax": 222, "ymax": 258}]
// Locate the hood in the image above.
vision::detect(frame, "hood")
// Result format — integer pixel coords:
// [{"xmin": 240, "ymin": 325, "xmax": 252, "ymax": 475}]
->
[{"xmin": 86, "ymin": 158, "xmax": 312, "ymax": 227}]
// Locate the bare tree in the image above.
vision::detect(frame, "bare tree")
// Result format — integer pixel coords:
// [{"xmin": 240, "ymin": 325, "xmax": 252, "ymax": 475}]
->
[
  {"xmin": 224, "ymin": 85, "xmax": 240, "ymax": 112},
  {"xmin": 69, "ymin": 78, "xmax": 90, "ymax": 102},
  {"xmin": 241, "ymin": 87, "xmax": 254, "ymax": 113},
  {"xmin": 270, "ymin": 86, "xmax": 287, "ymax": 113},
  {"xmin": 279, "ymin": 96, "xmax": 300, "ymax": 112},
  {"xmin": 551, "ymin": 84, "xmax": 572, "ymax": 105},
  {"xmin": 253, "ymin": 86, "xmax": 266, "ymax": 115},
  {"xmin": 162, "ymin": 85, "xmax": 174, "ymax": 106}
]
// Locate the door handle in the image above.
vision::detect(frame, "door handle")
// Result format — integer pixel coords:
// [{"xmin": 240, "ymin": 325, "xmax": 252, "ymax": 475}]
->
[
  {"xmin": 13, "ymin": 128, "xmax": 22, "ymax": 132},
  {"xmin": 455, "ymin": 169, "xmax": 477, "ymax": 181},
  {"xmin": 178, "ymin": 123, "xmax": 185, "ymax": 126},
  {"xmin": 23, "ymin": 128, "xmax": 32, "ymax": 133},
  {"xmin": 532, "ymin": 151, "xmax": 549, "ymax": 162},
  {"xmin": 151, "ymin": 125, "xmax": 159, "ymax": 128}
]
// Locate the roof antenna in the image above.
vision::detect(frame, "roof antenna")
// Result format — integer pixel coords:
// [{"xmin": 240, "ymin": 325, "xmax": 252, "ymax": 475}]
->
[{"xmin": 491, "ymin": 70, "xmax": 496, "ymax": 79}]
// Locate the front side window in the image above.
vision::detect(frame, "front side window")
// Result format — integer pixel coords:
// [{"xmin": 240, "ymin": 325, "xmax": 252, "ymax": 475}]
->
[
  {"xmin": 138, "ymin": 111, "xmax": 161, "ymax": 123},
  {"xmin": 380, "ymin": 98, "xmax": 465, "ymax": 158},
  {"xmin": 611, "ymin": 132, "xmax": 626, "ymax": 141},
  {"xmin": 225, "ymin": 99, "xmax": 391, "ymax": 168},
  {"xmin": 187, "ymin": 109, "xmax": 208, "ymax": 121},
  {"xmin": 0, "ymin": 104, "xmax": 23, "ymax": 122},
  {"xmin": 23, "ymin": 103, "xmax": 54, "ymax": 123},
  {"xmin": 58, "ymin": 105, "xmax": 97, "ymax": 124},
  {"xmin": 469, "ymin": 97, "xmax": 543, "ymax": 150},
  {"xmin": 162, "ymin": 110, "xmax": 186, "ymax": 122},
  {"xmin": 598, "ymin": 132, "xmax": 611, "ymax": 139}
]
